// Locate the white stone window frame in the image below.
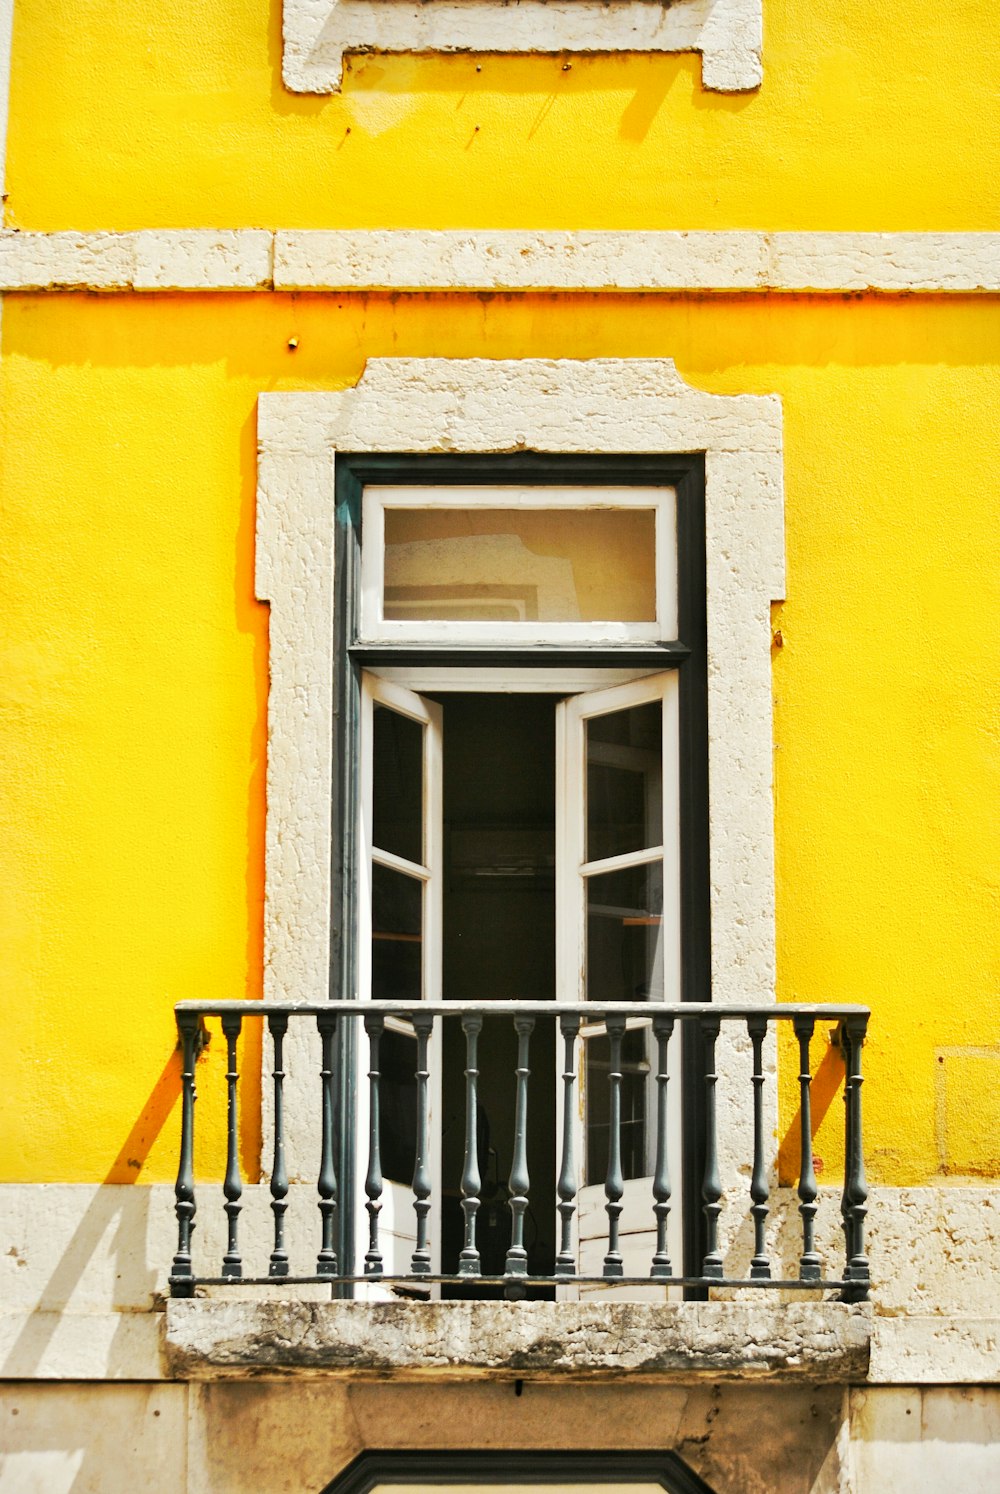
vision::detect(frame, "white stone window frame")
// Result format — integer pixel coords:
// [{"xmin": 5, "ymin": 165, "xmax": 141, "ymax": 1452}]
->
[
  {"xmin": 283, "ymin": 0, "xmax": 763, "ymax": 97},
  {"xmin": 256, "ymin": 356, "xmax": 784, "ymax": 1219}
]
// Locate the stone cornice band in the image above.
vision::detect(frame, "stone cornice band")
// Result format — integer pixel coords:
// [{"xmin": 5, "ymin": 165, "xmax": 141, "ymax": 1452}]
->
[{"xmin": 0, "ymin": 229, "xmax": 996, "ymax": 294}]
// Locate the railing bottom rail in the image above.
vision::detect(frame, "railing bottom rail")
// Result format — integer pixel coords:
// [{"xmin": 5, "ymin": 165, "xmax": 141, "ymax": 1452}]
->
[{"xmin": 172, "ymin": 1273, "xmax": 862, "ymax": 1292}]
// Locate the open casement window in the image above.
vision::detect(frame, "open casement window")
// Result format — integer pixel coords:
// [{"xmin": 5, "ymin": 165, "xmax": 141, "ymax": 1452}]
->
[
  {"xmin": 557, "ymin": 672, "xmax": 683, "ymax": 1297},
  {"xmin": 357, "ymin": 674, "xmax": 444, "ymax": 1283},
  {"xmin": 342, "ymin": 455, "xmax": 708, "ymax": 1293}
]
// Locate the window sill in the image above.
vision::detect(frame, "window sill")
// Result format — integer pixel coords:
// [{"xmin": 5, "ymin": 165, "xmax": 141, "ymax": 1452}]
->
[
  {"xmin": 163, "ymin": 1298, "xmax": 872, "ymax": 1381},
  {"xmin": 283, "ymin": 0, "xmax": 763, "ymax": 96}
]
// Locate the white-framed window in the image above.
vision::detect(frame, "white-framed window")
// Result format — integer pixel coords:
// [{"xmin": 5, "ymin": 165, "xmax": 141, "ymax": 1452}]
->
[
  {"xmin": 255, "ymin": 356, "xmax": 785, "ymax": 1279},
  {"xmin": 347, "ymin": 458, "xmax": 694, "ymax": 1288}
]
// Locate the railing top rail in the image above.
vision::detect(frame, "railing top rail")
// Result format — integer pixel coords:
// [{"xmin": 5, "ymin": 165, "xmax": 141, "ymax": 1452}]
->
[{"xmin": 174, "ymin": 999, "xmax": 870, "ymax": 1021}]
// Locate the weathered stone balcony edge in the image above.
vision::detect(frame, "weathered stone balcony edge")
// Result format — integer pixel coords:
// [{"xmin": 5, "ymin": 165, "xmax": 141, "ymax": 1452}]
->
[{"xmin": 163, "ymin": 1299, "xmax": 872, "ymax": 1382}]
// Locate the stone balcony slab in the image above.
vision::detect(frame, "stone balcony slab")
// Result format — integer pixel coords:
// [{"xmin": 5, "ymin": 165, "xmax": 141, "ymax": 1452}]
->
[{"xmin": 164, "ymin": 1299, "xmax": 872, "ymax": 1382}]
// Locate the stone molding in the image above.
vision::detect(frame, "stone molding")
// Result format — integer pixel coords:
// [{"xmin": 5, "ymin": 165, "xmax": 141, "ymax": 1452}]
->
[
  {"xmin": 282, "ymin": 0, "xmax": 762, "ymax": 96},
  {"xmin": 0, "ymin": 230, "xmax": 997, "ymax": 294},
  {"xmin": 255, "ymin": 355, "xmax": 783, "ymax": 1182},
  {"xmin": 164, "ymin": 1298, "xmax": 872, "ymax": 1380},
  {"xmin": 255, "ymin": 357, "xmax": 784, "ymax": 1014}
]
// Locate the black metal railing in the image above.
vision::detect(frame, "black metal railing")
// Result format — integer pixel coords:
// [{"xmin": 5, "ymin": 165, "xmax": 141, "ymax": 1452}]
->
[{"xmin": 169, "ymin": 1001, "xmax": 870, "ymax": 1301}]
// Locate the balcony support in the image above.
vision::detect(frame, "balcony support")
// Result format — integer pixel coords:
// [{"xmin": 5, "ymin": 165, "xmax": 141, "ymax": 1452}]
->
[
  {"xmin": 504, "ymin": 1015, "xmax": 534, "ymax": 1279},
  {"xmin": 650, "ymin": 1013, "xmax": 674, "ymax": 1279},
  {"xmin": 793, "ymin": 1014, "xmax": 821, "ymax": 1282},
  {"xmin": 170, "ymin": 1011, "xmax": 200, "ymax": 1297},
  {"xmin": 555, "ymin": 1013, "xmax": 581, "ymax": 1276},
  {"xmin": 221, "ymin": 1011, "xmax": 243, "ymax": 1279},
  {"xmin": 842, "ymin": 1014, "xmax": 871, "ymax": 1300},
  {"xmin": 410, "ymin": 1012, "xmax": 434, "ymax": 1275},
  {"xmin": 316, "ymin": 1009, "xmax": 339, "ymax": 1277},
  {"xmin": 268, "ymin": 1012, "xmax": 290, "ymax": 1277},
  {"xmin": 458, "ymin": 1013, "xmax": 483, "ymax": 1277},
  {"xmin": 747, "ymin": 1014, "xmax": 771, "ymax": 1280},
  {"xmin": 363, "ymin": 1012, "xmax": 385, "ymax": 1277},
  {"xmin": 700, "ymin": 1014, "xmax": 723, "ymax": 1279}
]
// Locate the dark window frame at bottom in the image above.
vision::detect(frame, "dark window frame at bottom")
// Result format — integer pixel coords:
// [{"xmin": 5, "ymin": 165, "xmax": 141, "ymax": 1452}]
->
[
  {"xmin": 322, "ymin": 1450, "xmax": 718, "ymax": 1494},
  {"xmin": 330, "ymin": 453, "xmax": 710, "ymax": 1292}
]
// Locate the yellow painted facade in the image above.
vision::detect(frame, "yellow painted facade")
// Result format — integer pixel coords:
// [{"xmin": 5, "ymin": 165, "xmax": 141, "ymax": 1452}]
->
[
  {"xmin": 3, "ymin": 290, "xmax": 998, "ymax": 1188},
  {"xmin": 0, "ymin": 1, "xmax": 997, "ymax": 1209},
  {"xmin": 5, "ymin": 0, "xmax": 999, "ymax": 232}
]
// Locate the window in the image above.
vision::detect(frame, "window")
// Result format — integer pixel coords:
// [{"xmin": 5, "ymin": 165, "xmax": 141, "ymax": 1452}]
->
[
  {"xmin": 255, "ymin": 356, "xmax": 785, "ymax": 1285},
  {"xmin": 335, "ymin": 454, "xmax": 704, "ymax": 1287}
]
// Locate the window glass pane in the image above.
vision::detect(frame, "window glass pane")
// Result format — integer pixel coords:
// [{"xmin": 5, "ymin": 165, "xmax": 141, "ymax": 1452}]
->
[
  {"xmin": 372, "ymin": 704, "xmax": 423, "ymax": 865},
  {"xmin": 372, "ymin": 862, "xmax": 422, "ymax": 1002},
  {"xmin": 383, "ymin": 506, "xmax": 656, "ymax": 623},
  {"xmin": 586, "ymin": 861, "xmax": 664, "ymax": 1004},
  {"xmin": 585, "ymin": 1027, "xmax": 650, "ymax": 1184},
  {"xmin": 586, "ymin": 700, "xmax": 662, "ymax": 863}
]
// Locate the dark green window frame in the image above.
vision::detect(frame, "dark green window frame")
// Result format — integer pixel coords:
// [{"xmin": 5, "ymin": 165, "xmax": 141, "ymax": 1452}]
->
[{"xmin": 330, "ymin": 453, "xmax": 710, "ymax": 1288}]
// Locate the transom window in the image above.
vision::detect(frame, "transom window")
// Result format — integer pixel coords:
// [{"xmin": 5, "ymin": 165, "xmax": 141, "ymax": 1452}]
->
[{"xmin": 359, "ymin": 484, "xmax": 677, "ymax": 642}]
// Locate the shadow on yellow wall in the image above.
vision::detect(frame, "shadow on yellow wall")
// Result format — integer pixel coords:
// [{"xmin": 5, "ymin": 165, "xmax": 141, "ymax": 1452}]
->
[{"xmin": 778, "ymin": 1040, "xmax": 847, "ymax": 1188}]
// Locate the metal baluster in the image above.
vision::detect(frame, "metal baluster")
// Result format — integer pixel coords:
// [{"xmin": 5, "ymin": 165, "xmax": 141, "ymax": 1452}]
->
[
  {"xmin": 504, "ymin": 1015, "xmax": 534, "ymax": 1278},
  {"xmin": 316, "ymin": 1009, "xmax": 339, "ymax": 1277},
  {"xmin": 794, "ymin": 1013, "xmax": 821, "ymax": 1281},
  {"xmin": 701, "ymin": 1014, "xmax": 724, "ymax": 1279},
  {"xmin": 748, "ymin": 1014, "xmax": 771, "ymax": 1280},
  {"xmin": 268, "ymin": 1012, "xmax": 290, "ymax": 1277},
  {"xmin": 650, "ymin": 1014, "xmax": 674, "ymax": 1279},
  {"xmin": 839, "ymin": 1022, "xmax": 853, "ymax": 1279},
  {"xmin": 603, "ymin": 1015, "xmax": 626, "ymax": 1278},
  {"xmin": 170, "ymin": 1012, "xmax": 199, "ymax": 1295},
  {"xmin": 844, "ymin": 1014, "xmax": 870, "ymax": 1299},
  {"xmin": 458, "ymin": 1013, "xmax": 483, "ymax": 1277},
  {"xmin": 555, "ymin": 1013, "xmax": 581, "ymax": 1276},
  {"xmin": 364, "ymin": 1012, "xmax": 385, "ymax": 1276},
  {"xmin": 410, "ymin": 1012, "xmax": 434, "ymax": 1275},
  {"xmin": 221, "ymin": 1011, "xmax": 243, "ymax": 1279}
]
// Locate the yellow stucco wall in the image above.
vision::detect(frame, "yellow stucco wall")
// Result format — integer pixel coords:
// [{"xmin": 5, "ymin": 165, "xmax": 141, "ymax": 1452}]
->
[
  {"xmin": 1, "ymin": 292, "xmax": 997, "ymax": 1186},
  {"xmin": 5, "ymin": 0, "xmax": 999, "ymax": 232},
  {"xmin": 1, "ymin": 0, "xmax": 998, "ymax": 1195}
]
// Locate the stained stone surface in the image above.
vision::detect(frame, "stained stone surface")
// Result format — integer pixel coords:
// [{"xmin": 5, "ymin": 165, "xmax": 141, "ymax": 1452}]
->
[{"xmin": 164, "ymin": 1298, "xmax": 873, "ymax": 1380}]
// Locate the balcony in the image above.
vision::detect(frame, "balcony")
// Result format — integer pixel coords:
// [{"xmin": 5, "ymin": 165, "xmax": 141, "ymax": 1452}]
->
[{"xmin": 164, "ymin": 1000, "xmax": 871, "ymax": 1380}]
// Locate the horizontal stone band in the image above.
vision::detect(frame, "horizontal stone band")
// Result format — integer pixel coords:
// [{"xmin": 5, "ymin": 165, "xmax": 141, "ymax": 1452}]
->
[{"xmin": 0, "ymin": 229, "xmax": 996, "ymax": 294}]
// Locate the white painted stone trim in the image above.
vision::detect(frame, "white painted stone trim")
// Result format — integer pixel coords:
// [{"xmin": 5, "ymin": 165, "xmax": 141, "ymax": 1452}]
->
[
  {"xmin": 0, "ymin": 230, "xmax": 274, "ymax": 292},
  {"xmin": 0, "ymin": 0, "xmax": 15, "ymax": 361},
  {"xmin": 255, "ymin": 356, "xmax": 784, "ymax": 1190},
  {"xmin": 275, "ymin": 229, "xmax": 1000, "ymax": 293},
  {"xmin": 283, "ymin": 0, "xmax": 762, "ymax": 96},
  {"xmin": 0, "ymin": 0, "xmax": 13, "ymax": 204},
  {"xmin": 256, "ymin": 356, "xmax": 784, "ymax": 1012},
  {"xmin": 0, "ymin": 230, "xmax": 998, "ymax": 294}
]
